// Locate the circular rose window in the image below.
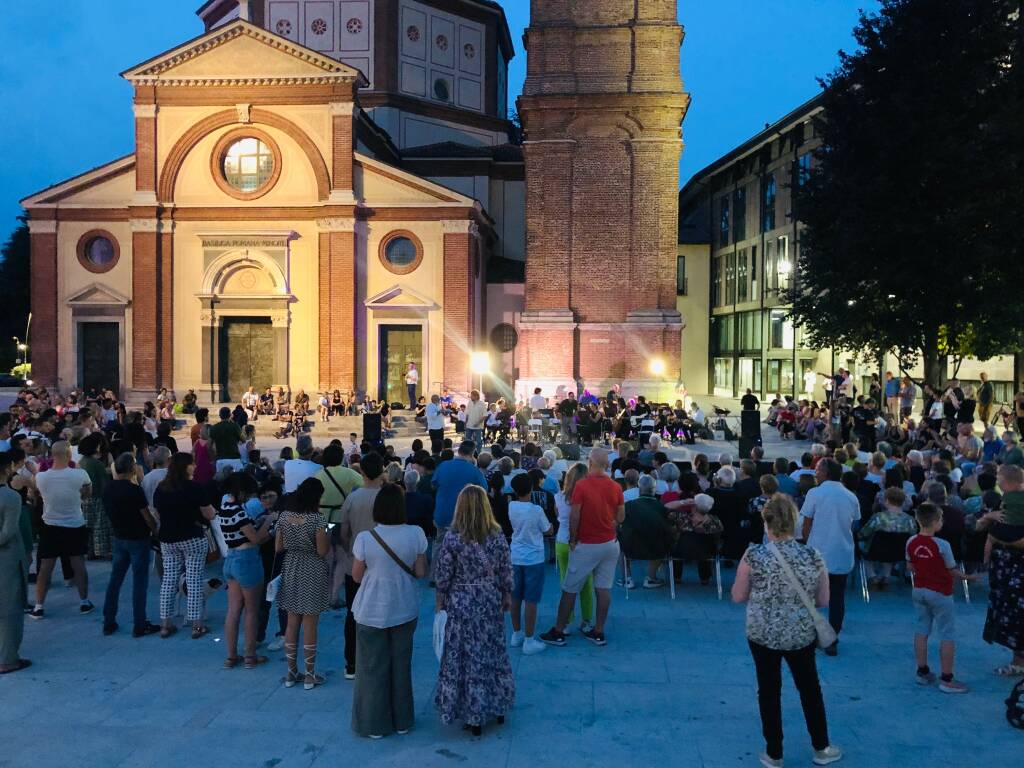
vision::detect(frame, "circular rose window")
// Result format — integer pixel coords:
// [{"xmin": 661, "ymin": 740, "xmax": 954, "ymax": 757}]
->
[
  {"xmin": 406, "ymin": 25, "xmax": 420, "ymax": 42},
  {"xmin": 311, "ymin": 18, "xmax": 327, "ymax": 35},
  {"xmin": 275, "ymin": 19, "xmax": 292, "ymax": 35},
  {"xmin": 346, "ymin": 17, "xmax": 363, "ymax": 34},
  {"xmin": 76, "ymin": 230, "xmax": 120, "ymax": 274},
  {"xmin": 379, "ymin": 232, "xmax": 423, "ymax": 275},
  {"xmin": 435, "ymin": 34, "xmax": 448, "ymax": 51},
  {"xmin": 211, "ymin": 129, "xmax": 282, "ymax": 201}
]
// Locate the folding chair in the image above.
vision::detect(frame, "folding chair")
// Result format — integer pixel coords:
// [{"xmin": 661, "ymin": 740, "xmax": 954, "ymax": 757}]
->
[
  {"xmin": 668, "ymin": 533, "xmax": 723, "ymax": 600},
  {"xmin": 859, "ymin": 531, "xmax": 912, "ymax": 603},
  {"xmin": 527, "ymin": 418, "xmax": 544, "ymax": 443}
]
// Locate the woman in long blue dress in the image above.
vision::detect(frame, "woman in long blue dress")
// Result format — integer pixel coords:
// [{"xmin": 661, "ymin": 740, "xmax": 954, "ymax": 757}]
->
[{"xmin": 434, "ymin": 485, "xmax": 514, "ymax": 735}]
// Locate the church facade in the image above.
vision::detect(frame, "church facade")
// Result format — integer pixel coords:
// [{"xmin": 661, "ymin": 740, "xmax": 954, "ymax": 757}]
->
[{"xmin": 22, "ymin": 0, "xmax": 687, "ymax": 404}]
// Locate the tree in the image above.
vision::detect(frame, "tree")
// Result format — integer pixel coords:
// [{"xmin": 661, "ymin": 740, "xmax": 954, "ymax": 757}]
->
[
  {"xmin": 790, "ymin": 0, "xmax": 1024, "ymax": 387},
  {"xmin": 0, "ymin": 217, "xmax": 30, "ymax": 371}
]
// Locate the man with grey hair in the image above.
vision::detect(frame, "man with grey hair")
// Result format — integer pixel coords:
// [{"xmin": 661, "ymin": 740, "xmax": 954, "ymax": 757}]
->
[
  {"xmin": 622, "ymin": 469, "xmax": 641, "ymax": 502},
  {"xmin": 102, "ymin": 453, "xmax": 159, "ymax": 637},
  {"xmin": 142, "ymin": 446, "xmax": 171, "ymax": 511},
  {"xmin": 618, "ymin": 474, "xmax": 671, "ymax": 589},
  {"xmin": 709, "ymin": 464, "xmax": 746, "ymax": 564},
  {"xmin": 31, "ymin": 441, "xmax": 93, "ymax": 619},
  {"xmin": 541, "ymin": 447, "xmax": 624, "ymax": 647},
  {"xmin": 464, "ymin": 389, "xmax": 487, "ymax": 453}
]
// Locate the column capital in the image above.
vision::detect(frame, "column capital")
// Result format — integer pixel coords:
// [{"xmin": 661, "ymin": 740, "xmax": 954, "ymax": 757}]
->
[
  {"xmin": 133, "ymin": 103, "xmax": 158, "ymax": 118},
  {"xmin": 130, "ymin": 219, "xmax": 160, "ymax": 233},
  {"xmin": 316, "ymin": 217, "xmax": 356, "ymax": 232},
  {"xmin": 329, "ymin": 102, "xmax": 356, "ymax": 116},
  {"xmin": 442, "ymin": 220, "xmax": 476, "ymax": 235},
  {"xmin": 28, "ymin": 219, "xmax": 57, "ymax": 234}
]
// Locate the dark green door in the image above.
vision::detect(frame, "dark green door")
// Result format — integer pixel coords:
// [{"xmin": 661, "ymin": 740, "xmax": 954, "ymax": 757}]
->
[
  {"xmin": 220, "ymin": 318, "xmax": 274, "ymax": 402},
  {"xmin": 379, "ymin": 326, "xmax": 422, "ymax": 404},
  {"xmin": 79, "ymin": 323, "xmax": 119, "ymax": 396}
]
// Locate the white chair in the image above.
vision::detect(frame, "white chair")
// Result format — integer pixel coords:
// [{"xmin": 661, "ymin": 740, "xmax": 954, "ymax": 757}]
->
[{"xmin": 526, "ymin": 418, "xmax": 543, "ymax": 442}]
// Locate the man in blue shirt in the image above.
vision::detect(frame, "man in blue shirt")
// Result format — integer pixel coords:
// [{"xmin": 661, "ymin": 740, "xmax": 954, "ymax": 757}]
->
[
  {"xmin": 430, "ymin": 440, "xmax": 487, "ymax": 578},
  {"xmin": 773, "ymin": 457, "xmax": 799, "ymax": 497},
  {"xmin": 884, "ymin": 371, "xmax": 900, "ymax": 417}
]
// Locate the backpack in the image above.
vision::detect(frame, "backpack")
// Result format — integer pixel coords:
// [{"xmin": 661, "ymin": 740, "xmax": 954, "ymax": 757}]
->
[{"xmin": 1007, "ymin": 679, "xmax": 1024, "ymax": 729}]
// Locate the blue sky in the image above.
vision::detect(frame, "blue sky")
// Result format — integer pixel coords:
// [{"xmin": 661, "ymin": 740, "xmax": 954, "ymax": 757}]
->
[{"xmin": 0, "ymin": 0, "xmax": 875, "ymax": 233}]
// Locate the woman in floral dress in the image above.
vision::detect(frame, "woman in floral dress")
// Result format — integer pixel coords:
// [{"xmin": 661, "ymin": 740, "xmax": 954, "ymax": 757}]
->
[{"xmin": 434, "ymin": 485, "xmax": 514, "ymax": 735}]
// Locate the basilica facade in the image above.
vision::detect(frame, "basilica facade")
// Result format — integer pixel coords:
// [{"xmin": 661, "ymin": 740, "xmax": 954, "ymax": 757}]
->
[{"xmin": 23, "ymin": 0, "xmax": 687, "ymax": 404}]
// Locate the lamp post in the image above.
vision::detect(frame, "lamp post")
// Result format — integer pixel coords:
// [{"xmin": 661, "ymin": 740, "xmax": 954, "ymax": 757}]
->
[{"xmin": 470, "ymin": 351, "xmax": 490, "ymax": 397}]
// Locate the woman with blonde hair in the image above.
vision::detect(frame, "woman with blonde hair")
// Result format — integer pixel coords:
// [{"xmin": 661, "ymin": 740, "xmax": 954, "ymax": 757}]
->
[
  {"xmin": 434, "ymin": 485, "xmax": 514, "ymax": 736},
  {"xmin": 732, "ymin": 494, "xmax": 841, "ymax": 767},
  {"xmin": 554, "ymin": 463, "xmax": 594, "ymax": 633}
]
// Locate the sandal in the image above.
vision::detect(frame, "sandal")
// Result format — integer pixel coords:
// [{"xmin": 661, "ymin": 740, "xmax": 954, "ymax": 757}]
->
[
  {"xmin": 0, "ymin": 659, "xmax": 32, "ymax": 674},
  {"xmin": 244, "ymin": 655, "xmax": 269, "ymax": 669},
  {"xmin": 994, "ymin": 664, "xmax": 1024, "ymax": 677},
  {"xmin": 224, "ymin": 657, "xmax": 241, "ymax": 669},
  {"xmin": 284, "ymin": 670, "xmax": 300, "ymax": 688},
  {"xmin": 191, "ymin": 625, "xmax": 210, "ymax": 640},
  {"xmin": 160, "ymin": 626, "xmax": 178, "ymax": 639},
  {"xmin": 304, "ymin": 671, "xmax": 325, "ymax": 690}
]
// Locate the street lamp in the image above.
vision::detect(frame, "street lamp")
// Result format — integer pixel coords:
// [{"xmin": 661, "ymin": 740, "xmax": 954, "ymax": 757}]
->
[{"xmin": 470, "ymin": 351, "xmax": 490, "ymax": 394}]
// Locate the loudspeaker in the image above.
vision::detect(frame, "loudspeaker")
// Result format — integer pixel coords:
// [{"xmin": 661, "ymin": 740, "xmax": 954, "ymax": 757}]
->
[
  {"xmin": 739, "ymin": 436, "xmax": 763, "ymax": 460},
  {"xmin": 557, "ymin": 443, "xmax": 581, "ymax": 461},
  {"xmin": 362, "ymin": 412, "xmax": 383, "ymax": 446},
  {"xmin": 741, "ymin": 410, "xmax": 761, "ymax": 439}
]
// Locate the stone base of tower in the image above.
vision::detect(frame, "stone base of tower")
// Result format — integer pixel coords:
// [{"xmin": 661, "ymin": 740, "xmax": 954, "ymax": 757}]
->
[{"xmin": 515, "ymin": 309, "xmax": 578, "ymax": 402}]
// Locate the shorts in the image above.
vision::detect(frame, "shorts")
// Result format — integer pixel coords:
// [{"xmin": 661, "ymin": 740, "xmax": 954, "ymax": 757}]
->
[
  {"xmin": 223, "ymin": 547, "xmax": 264, "ymax": 589},
  {"xmin": 512, "ymin": 563, "xmax": 545, "ymax": 603},
  {"xmin": 37, "ymin": 523, "xmax": 89, "ymax": 559},
  {"xmin": 563, "ymin": 540, "xmax": 620, "ymax": 593},
  {"xmin": 912, "ymin": 588, "xmax": 956, "ymax": 642}
]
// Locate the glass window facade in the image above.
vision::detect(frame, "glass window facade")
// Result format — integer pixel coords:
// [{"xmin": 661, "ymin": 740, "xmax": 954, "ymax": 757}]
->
[
  {"xmin": 719, "ymin": 197, "xmax": 730, "ymax": 247},
  {"xmin": 762, "ymin": 173, "xmax": 776, "ymax": 232},
  {"xmin": 737, "ymin": 250, "xmax": 748, "ymax": 302},
  {"xmin": 733, "ymin": 186, "xmax": 746, "ymax": 241}
]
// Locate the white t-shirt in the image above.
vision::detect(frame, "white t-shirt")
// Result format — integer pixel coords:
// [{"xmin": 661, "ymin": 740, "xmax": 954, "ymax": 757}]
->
[
  {"xmin": 464, "ymin": 400, "xmax": 487, "ymax": 430},
  {"xmin": 508, "ymin": 500, "xmax": 550, "ymax": 566},
  {"xmin": 141, "ymin": 467, "xmax": 168, "ymax": 509},
  {"xmin": 425, "ymin": 402, "xmax": 446, "ymax": 431},
  {"xmin": 529, "ymin": 394, "xmax": 547, "ymax": 411},
  {"xmin": 928, "ymin": 401, "xmax": 943, "ymax": 420},
  {"xmin": 36, "ymin": 467, "xmax": 91, "ymax": 528},
  {"xmin": 284, "ymin": 458, "xmax": 321, "ymax": 493},
  {"xmin": 351, "ymin": 524, "xmax": 427, "ymax": 629},
  {"xmin": 554, "ymin": 491, "xmax": 572, "ymax": 544},
  {"xmin": 405, "ymin": 368, "xmax": 418, "ymax": 386},
  {"xmin": 242, "ymin": 391, "xmax": 259, "ymax": 408}
]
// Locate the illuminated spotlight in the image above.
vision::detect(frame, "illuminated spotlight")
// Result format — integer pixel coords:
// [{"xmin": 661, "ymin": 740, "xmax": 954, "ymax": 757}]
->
[
  {"xmin": 649, "ymin": 358, "xmax": 666, "ymax": 377},
  {"xmin": 470, "ymin": 351, "xmax": 490, "ymax": 375},
  {"xmin": 847, "ymin": 299, "xmax": 856, "ymax": 306}
]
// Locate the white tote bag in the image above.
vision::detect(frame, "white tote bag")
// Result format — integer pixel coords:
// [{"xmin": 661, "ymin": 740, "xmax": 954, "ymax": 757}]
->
[
  {"xmin": 433, "ymin": 610, "xmax": 448, "ymax": 662},
  {"xmin": 265, "ymin": 575, "xmax": 282, "ymax": 604}
]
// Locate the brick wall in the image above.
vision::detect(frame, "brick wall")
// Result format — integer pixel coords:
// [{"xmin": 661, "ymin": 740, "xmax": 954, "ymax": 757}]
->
[
  {"xmin": 331, "ymin": 114, "xmax": 353, "ymax": 192},
  {"xmin": 318, "ymin": 230, "xmax": 356, "ymax": 389},
  {"xmin": 135, "ymin": 116, "xmax": 157, "ymax": 192},
  {"xmin": 29, "ymin": 230, "xmax": 58, "ymax": 387},
  {"xmin": 131, "ymin": 231, "xmax": 158, "ymax": 390},
  {"xmin": 443, "ymin": 231, "xmax": 472, "ymax": 393}
]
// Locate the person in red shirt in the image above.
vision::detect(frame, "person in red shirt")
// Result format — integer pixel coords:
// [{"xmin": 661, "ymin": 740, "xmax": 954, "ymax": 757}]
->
[
  {"xmin": 540, "ymin": 448, "xmax": 624, "ymax": 647},
  {"xmin": 905, "ymin": 503, "xmax": 976, "ymax": 693}
]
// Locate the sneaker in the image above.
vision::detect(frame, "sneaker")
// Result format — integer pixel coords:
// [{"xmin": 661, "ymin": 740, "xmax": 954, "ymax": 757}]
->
[
  {"xmin": 522, "ymin": 637, "xmax": 547, "ymax": 656},
  {"xmin": 538, "ymin": 627, "xmax": 567, "ymax": 646},
  {"xmin": 561, "ymin": 624, "xmax": 573, "ymax": 636},
  {"xmin": 916, "ymin": 670, "xmax": 937, "ymax": 686},
  {"xmin": 510, "ymin": 630, "xmax": 525, "ymax": 648},
  {"xmin": 582, "ymin": 628, "xmax": 607, "ymax": 646},
  {"xmin": 267, "ymin": 636, "xmax": 285, "ymax": 651},
  {"xmin": 812, "ymin": 745, "xmax": 843, "ymax": 765},
  {"xmin": 396, "ymin": 729, "xmax": 409, "ymax": 735},
  {"xmin": 759, "ymin": 754, "xmax": 784, "ymax": 768},
  {"xmin": 344, "ymin": 666, "xmax": 356, "ymax": 680},
  {"xmin": 579, "ymin": 620, "xmax": 594, "ymax": 634},
  {"xmin": 28, "ymin": 607, "xmax": 44, "ymax": 620},
  {"xmin": 80, "ymin": 601, "xmax": 94, "ymax": 615},
  {"xmin": 615, "ymin": 576, "xmax": 636, "ymax": 589},
  {"xmin": 939, "ymin": 678, "xmax": 968, "ymax": 694},
  {"xmin": 642, "ymin": 577, "xmax": 665, "ymax": 589}
]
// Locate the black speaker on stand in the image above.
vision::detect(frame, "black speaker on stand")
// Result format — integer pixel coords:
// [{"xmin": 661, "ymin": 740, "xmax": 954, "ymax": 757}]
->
[
  {"xmin": 362, "ymin": 412, "xmax": 384, "ymax": 451},
  {"xmin": 739, "ymin": 410, "xmax": 762, "ymax": 459}
]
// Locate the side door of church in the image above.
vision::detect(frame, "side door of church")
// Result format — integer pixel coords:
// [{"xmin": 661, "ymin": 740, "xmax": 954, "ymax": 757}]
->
[{"xmin": 79, "ymin": 322, "xmax": 120, "ymax": 396}]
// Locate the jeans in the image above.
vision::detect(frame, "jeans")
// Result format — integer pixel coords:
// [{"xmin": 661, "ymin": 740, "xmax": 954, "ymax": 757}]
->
[
  {"xmin": 102, "ymin": 537, "xmax": 152, "ymax": 631},
  {"xmin": 465, "ymin": 428, "xmax": 483, "ymax": 453},
  {"xmin": 828, "ymin": 573, "xmax": 847, "ymax": 636},
  {"xmin": 407, "ymin": 384, "xmax": 417, "ymax": 409},
  {"xmin": 428, "ymin": 428, "xmax": 444, "ymax": 455},
  {"xmin": 748, "ymin": 640, "xmax": 830, "ymax": 760}
]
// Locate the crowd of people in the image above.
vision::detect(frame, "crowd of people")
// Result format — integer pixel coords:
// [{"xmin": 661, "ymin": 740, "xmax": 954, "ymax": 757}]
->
[{"xmin": 1, "ymin": 379, "xmax": 1023, "ymax": 762}]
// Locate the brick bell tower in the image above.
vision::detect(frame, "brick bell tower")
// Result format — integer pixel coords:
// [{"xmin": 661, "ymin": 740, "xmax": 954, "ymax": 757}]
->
[{"xmin": 516, "ymin": 0, "xmax": 689, "ymax": 401}]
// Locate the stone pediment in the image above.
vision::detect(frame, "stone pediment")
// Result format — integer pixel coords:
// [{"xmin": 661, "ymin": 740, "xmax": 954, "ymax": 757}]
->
[
  {"xmin": 66, "ymin": 283, "xmax": 131, "ymax": 307},
  {"xmin": 121, "ymin": 20, "xmax": 367, "ymax": 86},
  {"xmin": 364, "ymin": 285, "xmax": 436, "ymax": 311}
]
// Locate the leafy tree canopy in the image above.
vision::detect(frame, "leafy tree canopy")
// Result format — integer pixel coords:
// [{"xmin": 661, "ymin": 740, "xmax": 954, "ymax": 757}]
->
[
  {"xmin": 0, "ymin": 217, "xmax": 30, "ymax": 370},
  {"xmin": 790, "ymin": 0, "xmax": 1024, "ymax": 385}
]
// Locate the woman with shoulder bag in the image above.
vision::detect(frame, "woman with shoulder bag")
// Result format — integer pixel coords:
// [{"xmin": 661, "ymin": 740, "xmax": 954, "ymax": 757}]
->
[
  {"xmin": 732, "ymin": 493, "xmax": 843, "ymax": 768},
  {"xmin": 350, "ymin": 483, "xmax": 428, "ymax": 738}
]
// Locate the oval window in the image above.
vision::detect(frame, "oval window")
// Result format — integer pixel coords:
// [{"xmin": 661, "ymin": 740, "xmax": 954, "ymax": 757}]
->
[
  {"xmin": 76, "ymin": 230, "xmax": 120, "ymax": 273},
  {"xmin": 221, "ymin": 137, "xmax": 275, "ymax": 193},
  {"xmin": 433, "ymin": 78, "xmax": 450, "ymax": 101},
  {"xmin": 489, "ymin": 323, "xmax": 518, "ymax": 353}
]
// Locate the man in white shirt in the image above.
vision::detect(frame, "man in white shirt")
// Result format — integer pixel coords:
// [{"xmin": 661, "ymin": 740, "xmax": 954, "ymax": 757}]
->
[
  {"xmin": 241, "ymin": 386, "xmax": 260, "ymax": 421},
  {"xmin": 425, "ymin": 394, "xmax": 447, "ymax": 455},
  {"xmin": 464, "ymin": 389, "xmax": 487, "ymax": 453},
  {"xmin": 31, "ymin": 441, "xmax": 93, "ymax": 618},
  {"xmin": 799, "ymin": 457, "xmax": 859, "ymax": 656},
  {"xmin": 284, "ymin": 435, "xmax": 321, "ymax": 493},
  {"xmin": 621, "ymin": 470, "xmax": 641, "ymax": 502},
  {"xmin": 405, "ymin": 362, "xmax": 419, "ymax": 409},
  {"xmin": 141, "ymin": 446, "xmax": 171, "ymax": 510},
  {"xmin": 528, "ymin": 387, "xmax": 547, "ymax": 412}
]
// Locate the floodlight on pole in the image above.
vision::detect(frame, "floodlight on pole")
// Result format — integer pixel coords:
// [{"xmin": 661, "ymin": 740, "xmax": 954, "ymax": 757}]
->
[
  {"xmin": 470, "ymin": 351, "xmax": 490, "ymax": 393},
  {"xmin": 649, "ymin": 357, "xmax": 667, "ymax": 377}
]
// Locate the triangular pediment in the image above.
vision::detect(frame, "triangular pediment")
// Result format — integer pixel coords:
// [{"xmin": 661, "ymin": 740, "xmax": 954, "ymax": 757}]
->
[
  {"xmin": 355, "ymin": 153, "xmax": 480, "ymax": 206},
  {"xmin": 66, "ymin": 283, "xmax": 131, "ymax": 307},
  {"xmin": 364, "ymin": 284, "xmax": 436, "ymax": 311},
  {"xmin": 121, "ymin": 20, "xmax": 366, "ymax": 86}
]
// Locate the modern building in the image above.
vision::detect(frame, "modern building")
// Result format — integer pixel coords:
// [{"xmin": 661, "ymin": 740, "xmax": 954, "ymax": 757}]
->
[
  {"xmin": 22, "ymin": 0, "xmax": 524, "ymax": 404},
  {"xmin": 679, "ymin": 94, "xmax": 1016, "ymax": 403}
]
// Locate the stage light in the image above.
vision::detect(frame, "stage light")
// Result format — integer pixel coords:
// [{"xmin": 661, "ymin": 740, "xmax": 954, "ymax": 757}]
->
[
  {"xmin": 649, "ymin": 358, "xmax": 666, "ymax": 377},
  {"xmin": 470, "ymin": 351, "xmax": 490, "ymax": 375}
]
